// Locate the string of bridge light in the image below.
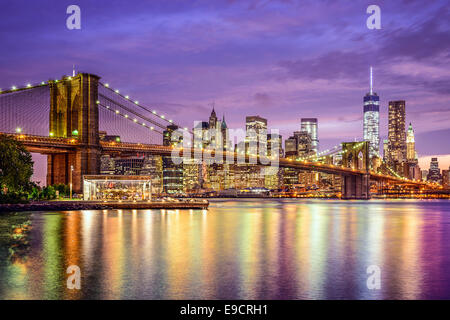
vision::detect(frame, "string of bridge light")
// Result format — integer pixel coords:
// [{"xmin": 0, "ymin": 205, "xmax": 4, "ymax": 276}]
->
[
  {"xmin": 295, "ymin": 144, "xmax": 347, "ymax": 162},
  {"xmin": 0, "ymin": 80, "xmax": 50, "ymax": 95},
  {"xmin": 99, "ymin": 81, "xmax": 190, "ymax": 133},
  {"xmin": 0, "ymin": 78, "xmax": 191, "ymax": 133},
  {"xmin": 0, "ymin": 75, "xmax": 91, "ymax": 95},
  {"xmin": 97, "ymin": 102, "xmax": 164, "ymax": 135},
  {"xmin": 99, "ymin": 94, "xmax": 168, "ymax": 131}
]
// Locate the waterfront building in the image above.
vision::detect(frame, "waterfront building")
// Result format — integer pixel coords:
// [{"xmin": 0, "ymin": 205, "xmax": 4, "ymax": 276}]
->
[
  {"xmin": 427, "ymin": 157, "xmax": 442, "ymax": 183},
  {"xmin": 83, "ymin": 175, "xmax": 152, "ymax": 201},
  {"xmin": 363, "ymin": 67, "xmax": 380, "ymax": 159},
  {"xmin": 300, "ymin": 118, "xmax": 318, "ymax": 154},
  {"xmin": 387, "ymin": 100, "xmax": 407, "ymax": 164}
]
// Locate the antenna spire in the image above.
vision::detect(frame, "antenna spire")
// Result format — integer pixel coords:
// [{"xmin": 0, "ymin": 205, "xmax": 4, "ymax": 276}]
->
[
  {"xmin": 370, "ymin": 66, "xmax": 373, "ymax": 95},
  {"xmin": 72, "ymin": 65, "xmax": 76, "ymax": 77}
]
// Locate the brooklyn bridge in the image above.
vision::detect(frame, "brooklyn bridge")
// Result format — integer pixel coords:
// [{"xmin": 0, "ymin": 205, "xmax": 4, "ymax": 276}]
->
[{"xmin": 0, "ymin": 73, "xmax": 435, "ymax": 199}]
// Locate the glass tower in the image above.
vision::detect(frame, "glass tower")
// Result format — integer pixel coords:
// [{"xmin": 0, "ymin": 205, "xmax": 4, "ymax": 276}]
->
[
  {"xmin": 300, "ymin": 118, "xmax": 318, "ymax": 154},
  {"xmin": 363, "ymin": 67, "xmax": 380, "ymax": 159}
]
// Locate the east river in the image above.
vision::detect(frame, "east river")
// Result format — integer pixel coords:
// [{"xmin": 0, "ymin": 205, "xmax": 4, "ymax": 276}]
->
[{"xmin": 1, "ymin": 199, "xmax": 450, "ymax": 299}]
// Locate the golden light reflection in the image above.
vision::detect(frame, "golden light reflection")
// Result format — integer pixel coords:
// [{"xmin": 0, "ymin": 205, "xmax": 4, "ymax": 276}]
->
[{"xmin": 0, "ymin": 200, "xmax": 447, "ymax": 300}]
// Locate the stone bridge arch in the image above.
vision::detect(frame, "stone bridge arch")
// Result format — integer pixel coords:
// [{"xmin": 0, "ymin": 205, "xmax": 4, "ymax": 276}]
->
[
  {"xmin": 47, "ymin": 73, "xmax": 101, "ymax": 192},
  {"xmin": 341, "ymin": 141, "xmax": 370, "ymax": 199},
  {"xmin": 342, "ymin": 141, "xmax": 370, "ymax": 171}
]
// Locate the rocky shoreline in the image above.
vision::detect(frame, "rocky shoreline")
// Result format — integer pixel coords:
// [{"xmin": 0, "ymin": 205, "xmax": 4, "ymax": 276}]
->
[{"xmin": 0, "ymin": 200, "xmax": 209, "ymax": 212}]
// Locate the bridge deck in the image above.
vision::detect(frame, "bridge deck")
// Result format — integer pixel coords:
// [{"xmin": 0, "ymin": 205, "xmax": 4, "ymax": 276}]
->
[{"xmin": 0, "ymin": 132, "xmax": 433, "ymax": 188}]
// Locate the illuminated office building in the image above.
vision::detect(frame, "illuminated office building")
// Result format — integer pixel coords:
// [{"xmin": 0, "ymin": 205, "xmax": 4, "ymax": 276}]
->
[
  {"xmin": 294, "ymin": 131, "xmax": 313, "ymax": 157},
  {"xmin": 267, "ymin": 133, "xmax": 283, "ymax": 157},
  {"xmin": 300, "ymin": 118, "xmax": 318, "ymax": 154},
  {"xmin": 162, "ymin": 124, "xmax": 183, "ymax": 194},
  {"xmin": 245, "ymin": 115, "xmax": 267, "ymax": 156},
  {"xmin": 284, "ymin": 137, "xmax": 297, "ymax": 158},
  {"xmin": 427, "ymin": 157, "xmax": 442, "ymax": 183},
  {"xmin": 405, "ymin": 123, "xmax": 420, "ymax": 180},
  {"xmin": 406, "ymin": 123, "xmax": 416, "ymax": 162},
  {"xmin": 284, "ymin": 131, "xmax": 313, "ymax": 158},
  {"xmin": 387, "ymin": 100, "xmax": 406, "ymax": 164},
  {"xmin": 383, "ymin": 139, "xmax": 389, "ymax": 161},
  {"xmin": 363, "ymin": 67, "xmax": 380, "ymax": 159}
]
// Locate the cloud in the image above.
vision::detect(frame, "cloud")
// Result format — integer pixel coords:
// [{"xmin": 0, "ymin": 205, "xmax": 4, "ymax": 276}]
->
[{"xmin": 253, "ymin": 92, "xmax": 272, "ymax": 107}]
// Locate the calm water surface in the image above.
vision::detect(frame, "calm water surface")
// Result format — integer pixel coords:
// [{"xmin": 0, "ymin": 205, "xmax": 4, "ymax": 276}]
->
[{"xmin": 1, "ymin": 199, "xmax": 450, "ymax": 300}]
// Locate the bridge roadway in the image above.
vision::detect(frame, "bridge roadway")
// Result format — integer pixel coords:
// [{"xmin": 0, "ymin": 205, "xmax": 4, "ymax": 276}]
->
[{"xmin": 2, "ymin": 133, "xmax": 431, "ymax": 188}]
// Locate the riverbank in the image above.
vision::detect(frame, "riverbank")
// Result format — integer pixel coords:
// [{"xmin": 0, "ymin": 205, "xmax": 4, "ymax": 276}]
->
[{"xmin": 0, "ymin": 200, "xmax": 209, "ymax": 212}]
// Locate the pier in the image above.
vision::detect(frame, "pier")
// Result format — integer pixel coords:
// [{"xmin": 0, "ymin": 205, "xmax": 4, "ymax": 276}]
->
[{"xmin": 0, "ymin": 200, "xmax": 209, "ymax": 213}]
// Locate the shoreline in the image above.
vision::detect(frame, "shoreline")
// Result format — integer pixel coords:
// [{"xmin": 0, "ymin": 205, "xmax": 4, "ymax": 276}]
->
[{"xmin": 0, "ymin": 200, "xmax": 209, "ymax": 213}]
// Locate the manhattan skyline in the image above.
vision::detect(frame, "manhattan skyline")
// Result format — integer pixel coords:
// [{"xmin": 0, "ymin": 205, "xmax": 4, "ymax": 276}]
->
[{"xmin": 0, "ymin": 0, "xmax": 449, "ymax": 183}]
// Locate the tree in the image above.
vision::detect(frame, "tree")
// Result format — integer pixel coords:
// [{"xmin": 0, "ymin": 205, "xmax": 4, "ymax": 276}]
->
[{"xmin": 0, "ymin": 135, "xmax": 34, "ymax": 192}]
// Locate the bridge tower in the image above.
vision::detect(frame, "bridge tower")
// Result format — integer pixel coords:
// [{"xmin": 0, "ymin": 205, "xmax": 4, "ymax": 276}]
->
[
  {"xmin": 341, "ymin": 141, "xmax": 371, "ymax": 200},
  {"xmin": 47, "ymin": 73, "xmax": 101, "ymax": 193}
]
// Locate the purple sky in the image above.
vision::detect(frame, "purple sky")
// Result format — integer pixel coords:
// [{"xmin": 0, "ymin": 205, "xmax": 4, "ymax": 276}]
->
[{"xmin": 1, "ymin": 0, "xmax": 449, "ymax": 181}]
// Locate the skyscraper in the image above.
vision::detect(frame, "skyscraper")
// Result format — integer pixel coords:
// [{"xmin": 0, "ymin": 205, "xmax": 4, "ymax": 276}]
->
[
  {"xmin": 427, "ymin": 157, "xmax": 442, "ymax": 183},
  {"xmin": 383, "ymin": 139, "xmax": 389, "ymax": 161},
  {"xmin": 406, "ymin": 123, "xmax": 416, "ymax": 162},
  {"xmin": 387, "ymin": 100, "xmax": 406, "ymax": 164},
  {"xmin": 267, "ymin": 133, "xmax": 283, "ymax": 157},
  {"xmin": 245, "ymin": 115, "xmax": 267, "ymax": 156},
  {"xmin": 294, "ymin": 131, "xmax": 313, "ymax": 157},
  {"xmin": 363, "ymin": 67, "xmax": 380, "ymax": 158},
  {"xmin": 162, "ymin": 124, "xmax": 183, "ymax": 194},
  {"xmin": 300, "ymin": 118, "xmax": 318, "ymax": 154}
]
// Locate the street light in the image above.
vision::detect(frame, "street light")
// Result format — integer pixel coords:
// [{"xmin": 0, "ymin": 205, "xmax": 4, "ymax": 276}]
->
[
  {"xmin": 70, "ymin": 165, "xmax": 74, "ymax": 200},
  {"xmin": 15, "ymin": 127, "xmax": 22, "ymax": 133}
]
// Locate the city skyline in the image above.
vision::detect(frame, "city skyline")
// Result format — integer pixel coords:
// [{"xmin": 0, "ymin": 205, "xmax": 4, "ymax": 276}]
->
[
  {"xmin": 0, "ymin": 0, "xmax": 449, "ymax": 182},
  {"xmin": 2, "ymin": 1, "xmax": 450, "ymax": 304}
]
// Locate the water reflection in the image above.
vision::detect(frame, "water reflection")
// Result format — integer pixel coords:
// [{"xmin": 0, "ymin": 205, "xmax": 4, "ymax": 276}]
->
[{"xmin": 0, "ymin": 199, "xmax": 450, "ymax": 299}]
